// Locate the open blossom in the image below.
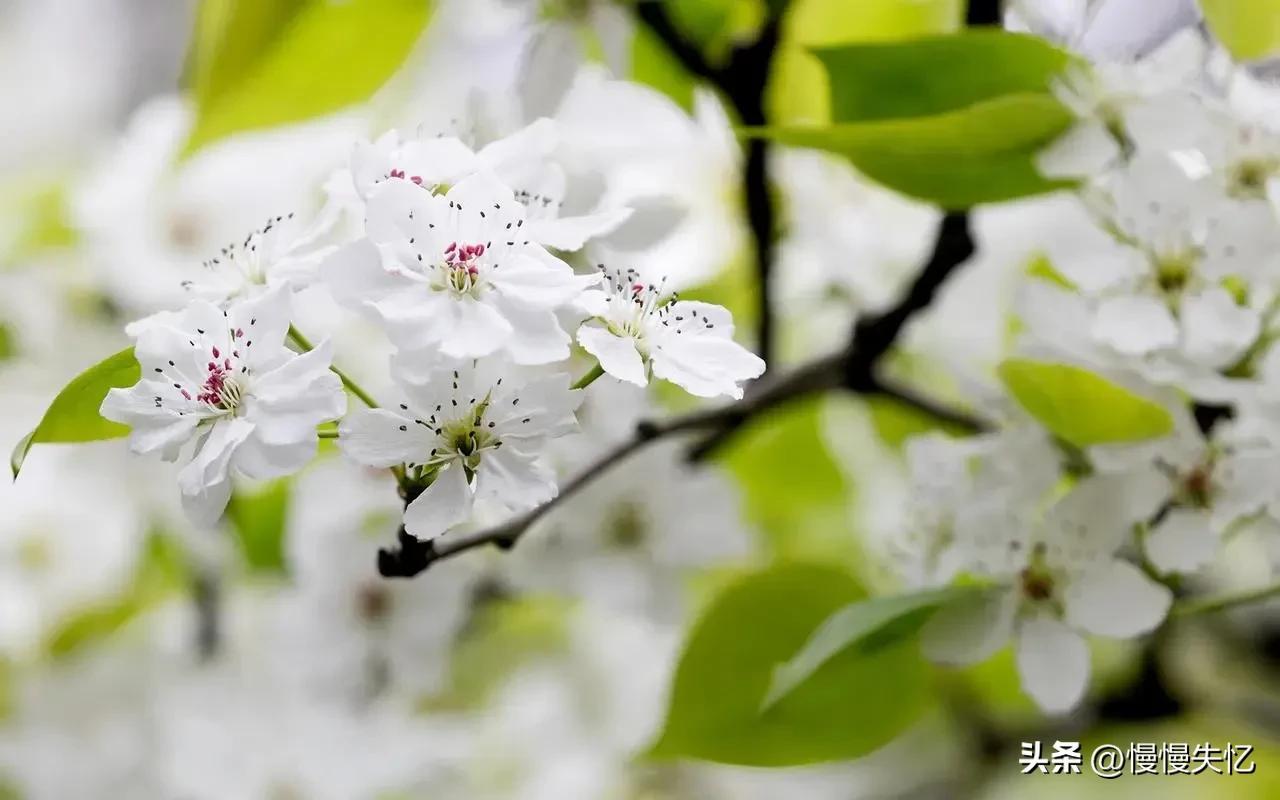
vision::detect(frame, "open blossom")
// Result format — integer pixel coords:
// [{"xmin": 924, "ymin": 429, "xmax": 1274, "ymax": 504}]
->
[
  {"xmin": 100, "ymin": 290, "xmax": 345, "ymax": 525},
  {"xmin": 322, "ymin": 173, "xmax": 595, "ymax": 364},
  {"xmin": 575, "ymin": 266, "xmax": 765, "ymax": 399},
  {"xmin": 182, "ymin": 212, "xmax": 335, "ymax": 306},
  {"xmin": 338, "ymin": 355, "xmax": 580, "ymax": 541},
  {"xmin": 350, "ymin": 120, "xmax": 630, "ymax": 252},
  {"xmin": 920, "ymin": 473, "xmax": 1172, "ymax": 713}
]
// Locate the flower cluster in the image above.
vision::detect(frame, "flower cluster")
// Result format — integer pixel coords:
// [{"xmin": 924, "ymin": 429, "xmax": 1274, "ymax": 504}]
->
[
  {"xmin": 102, "ymin": 114, "xmax": 765, "ymax": 539},
  {"xmin": 886, "ymin": 9, "xmax": 1280, "ymax": 714}
]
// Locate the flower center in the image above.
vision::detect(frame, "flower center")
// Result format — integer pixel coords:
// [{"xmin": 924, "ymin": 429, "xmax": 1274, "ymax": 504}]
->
[
  {"xmin": 388, "ymin": 167, "xmax": 424, "ymax": 186},
  {"xmin": 196, "ymin": 344, "xmax": 245, "ymax": 412},
  {"xmin": 436, "ymin": 241, "xmax": 486, "ymax": 297}
]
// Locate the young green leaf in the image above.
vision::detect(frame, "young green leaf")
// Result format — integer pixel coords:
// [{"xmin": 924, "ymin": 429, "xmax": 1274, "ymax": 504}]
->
[
  {"xmin": 998, "ymin": 359, "xmax": 1175, "ymax": 446},
  {"xmin": 1201, "ymin": 0, "xmax": 1280, "ymax": 61},
  {"xmin": 815, "ymin": 30, "xmax": 1072, "ymax": 122},
  {"xmin": 647, "ymin": 563, "xmax": 930, "ymax": 766},
  {"xmin": 749, "ymin": 93, "xmax": 1074, "ymax": 207},
  {"xmin": 11, "ymin": 348, "xmax": 140, "ymax": 479},
  {"xmin": 186, "ymin": 0, "xmax": 311, "ymax": 109},
  {"xmin": 762, "ymin": 585, "xmax": 983, "ymax": 711},
  {"xmin": 183, "ymin": 0, "xmax": 434, "ymax": 154},
  {"xmin": 226, "ymin": 479, "xmax": 292, "ymax": 576}
]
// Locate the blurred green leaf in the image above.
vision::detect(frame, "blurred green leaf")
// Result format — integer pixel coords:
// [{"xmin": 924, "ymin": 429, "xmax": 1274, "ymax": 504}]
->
[
  {"xmin": 720, "ymin": 398, "xmax": 855, "ymax": 559},
  {"xmin": 768, "ymin": 0, "xmax": 964, "ymax": 124},
  {"xmin": 187, "ymin": 0, "xmax": 310, "ymax": 108},
  {"xmin": 631, "ymin": 19, "xmax": 698, "ymax": 110},
  {"xmin": 867, "ymin": 394, "xmax": 970, "ymax": 448},
  {"xmin": 763, "ymin": 585, "xmax": 980, "ymax": 710},
  {"xmin": 998, "ymin": 359, "xmax": 1174, "ymax": 446},
  {"xmin": 648, "ymin": 563, "xmax": 929, "ymax": 766},
  {"xmin": 1, "ymin": 177, "xmax": 77, "ymax": 264},
  {"xmin": 226, "ymin": 478, "xmax": 291, "ymax": 576},
  {"xmin": 11, "ymin": 348, "xmax": 139, "ymax": 479},
  {"xmin": 815, "ymin": 30, "xmax": 1071, "ymax": 121},
  {"xmin": 748, "ymin": 93, "xmax": 1074, "ymax": 207},
  {"xmin": 183, "ymin": 0, "xmax": 433, "ymax": 154},
  {"xmin": 44, "ymin": 532, "xmax": 188, "ymax": 660},
  {"xmin": 422, "ymin": 595, "xmax": 571, "ymax": 711},
  {"xmin": 0, "ymin": 323, "xmax": 15, "ymax": 364},
  {"xmin": 1201, "ymin": 0, "xmax": 1280, "ymax": 61}
]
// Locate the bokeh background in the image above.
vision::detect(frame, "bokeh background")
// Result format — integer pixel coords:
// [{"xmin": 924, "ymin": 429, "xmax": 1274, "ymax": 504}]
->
[{"xmin": 3, "ymin": 0, "xmax": 1280, "ymax": 797}]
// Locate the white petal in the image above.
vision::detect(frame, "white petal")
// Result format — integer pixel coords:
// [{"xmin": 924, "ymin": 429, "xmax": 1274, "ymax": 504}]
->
[
  {"xmin": 1180, "ymin": 288, "xmax": 1260, "ymax": 369},
  {"xmin": 499, "ymin": 305, "xmax": 571, "ymax": 365},
  {"xmin": 233, "ymin": 436, "xmax": 317, "ymax": 481},
  {"xmin": 577, "ymin": 325, "xmax": 646, "ymax": 387},
  {"xmin": 650, "ymin": 335, "xmax": 765, "ymax": 399},
  {"xmin": 476, "ymin": 445, "xmax": 556, "ymax": 512},
  {"xmin": 1092, "ymin": 295, "xmax": 1179, "ymax": 356},
  {"xmin": 1144, "ymin": 507, "xmax": 1218, "ymax": 573},
  {"xmin": 920, "ymin": 589, "xmax": 1017, "ymax": 665},
  {"xmin": 320, "ymin": 239, "xmax": 406, "ymax": 312},
  {"xmin": 180, "ymin": 475, "xmax": 233, "ymax": 529},
  {"xmin": 489, "ymin": 252, "xmax": 592, "ymax": 309},
  {"xmin": 1065, "ymin": 558, "xmax": 1173, "ymax": 636},
  {"xmin": 178, "ymin": 418, "xmax": 254, "ymax": 498},
  {"xmin": 526, "ymin": 207, "xmax": 633, "ymax": 252},
  {"xmin": 1015, "ymin": 613, "xmax": 1090, "ymax": 714},
  {"xmin": 339, "ymin": 409, "xmax": 433, "ymax": 468},
  {"xmin": 1036, "ymin": 120, "xmax": 1121, "ymax": 178},
  {"xmin": 403, "ymin": 463, "xmax": 473, "ymax": 541},
  {"xmin": 437, "ymin": 298, "xmax": 515, "ymax": 360}
]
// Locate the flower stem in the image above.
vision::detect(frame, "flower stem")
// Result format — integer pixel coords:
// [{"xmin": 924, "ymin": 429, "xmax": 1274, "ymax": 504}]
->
[
  {"xmin": 287, "ymin": 325, "xmax": 379, "ymax": 409},
  {"xmin": 1173, "ymin": 580, "xmax": 1280, "ymax": 617},
  {"xmin": 571, "ymin": 363, "xmax": 605, "ymax": 390},
  {"xmin": 318, "ymin": 429, "xmax": 339, "ymax": 440}
]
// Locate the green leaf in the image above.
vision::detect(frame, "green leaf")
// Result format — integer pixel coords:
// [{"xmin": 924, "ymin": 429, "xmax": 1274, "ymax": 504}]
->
[
  {"xmin": 768, "ymin": 0, "xmax": 963, "ymax": 125},
  {"xmin": 1201, "ymin": 0, "xmax": 1280, "ymax": 61},
  {"xmin": 749, "ymin": 92, "xmax": 1074, "ymax": 207},
  {"xmin": 11, "ymin": 348, "xmax": 140, "ymax": 479},
  {"xmin": 720, "ymin": 397, "xmax": 856, "ymax": 560},
  {"xmin": 763, "ymin": 585, "xmax": 980, "ymax": 710},
  {"xmin": 648, "ymin": 563, "xmax": 929, "ymax": 766},
  {"xmin": 815, "ymin": 30, "xmax": 1072, "ymax": 122},
  {"xmin": 44, "ymin": 532, "xmax": 188, "ymax": 660},
  {"xmin": 998, "ymin": 359, "xmax": 1175, "ymax": 446},
  {"xmin": 187, "ymin": 0, "xmax": 311, "ymax": 109},
  {"xmin": 226, "ymin": 478, "xmax": 292, "ymax": 576},
  {"xmin": 183, "ymin": 0, "xmax": 434, "ymax": 154}
]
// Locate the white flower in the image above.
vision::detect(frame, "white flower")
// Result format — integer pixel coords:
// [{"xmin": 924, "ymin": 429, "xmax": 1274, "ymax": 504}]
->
[
  {"xmin": 100, "ymin": 290, "xmax": 346, "ymax": 525},
  {"xmin": 921, "ymin": 473, "xmax": 1172, "ymax": 713},
  {"xmin": 1090, "ymin": 403, "xmax": 1280, "ymax": 574},
  {"xmin": 575, "ymin": 266, "xmax": 765, "ymax": 399},
  {"xmin": 322, "ymin": 172, "xmax": 595, "ymax": 364},
  {"xmin": 338, "ymin": 354, "xmax": 580, "ymax": 541},
  {"xmin": 1021, "ymin": 156, "xmax": 1278, "ymax": 396},
  {"xmin": 182, "ymin": 211, "xmax": 335, "ymax": 306},
  {"xmin": 350, "ymin": 120, "xmax": 630, "ymax": 252}
]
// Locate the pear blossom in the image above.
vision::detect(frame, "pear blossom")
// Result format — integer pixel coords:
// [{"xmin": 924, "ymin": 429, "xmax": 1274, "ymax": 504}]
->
[
  {"xmin": 921, "ymin": 473, "xmax": 1173, "ymax": 712},
  {"xmin": 322, "ymin": 172, "xmax": 595, "ymax": 364},
  {"xmin": 181, "ymin": 211, "xmax": 335, "ymax": 306},
  {"xmin": 349, "ymin": 119, "xmax": 630, "ymax": 252},
  {"xmin": 576, "ymin": 265, "xmax": 765, "ymax": 399},
  {"xmin": 1019, "ymin": 155, "xmax": 1280, "ymax": 395},
  {"xmin": 338, "ymin": 354, "xmax": 580, "ymax": 541},
  {"xmin": 1087, "ymin": 402, "xmax": 1280, "ymax": 574},
  {"xmin": 100, "ymin": 290, "xmax": 346, "ymax": 525}
]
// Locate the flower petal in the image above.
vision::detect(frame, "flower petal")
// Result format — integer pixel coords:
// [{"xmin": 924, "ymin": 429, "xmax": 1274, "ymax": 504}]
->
[
  {"xmin": 1015, "ymin": 613, "xmax": 1090, "ymax": 713},
  {"xmin": 1092, "ymin": 294, "xmax": 1179, "ymax": 356},
  {"xmin": 339, "ymin": 408, "xmax": 433, "ymax": 468},
  {"xmin": 921, "ymin": 588, "xmax": 1017, "ymax": 665},
  {"xmin": 403, "ymin": 463, "xmax": 473, "ymax": 541},
  {"xmin": 577, "ymin": 325, "xmax": 646, "ymax": 387},
  {"xmin": 1144, "ymin": 507, "xmax": 1218, "ymax": 574},
  {"xmin": 1065, "ymin": 557, "xmax": 1173, "ymax": 636}
]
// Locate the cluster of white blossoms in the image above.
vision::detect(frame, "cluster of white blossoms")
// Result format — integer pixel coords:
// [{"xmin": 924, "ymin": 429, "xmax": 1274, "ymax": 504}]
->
[
  {"xmin": 101, "ymin": 113, "xmax": 765, "ymax": 538},
  {"xmin": 886, "ymin": 6, "xmax": 1280, "ymax": 714}
]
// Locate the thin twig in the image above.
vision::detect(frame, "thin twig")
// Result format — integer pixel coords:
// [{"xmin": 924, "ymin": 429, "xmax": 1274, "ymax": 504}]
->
[
  {"xmin": 1173, "ymin": 580, "xmax": 1280, "ymax": 617},
  {"xmin": 287, "ymin": 325, "xmax": 379, "ymax": 409}
]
